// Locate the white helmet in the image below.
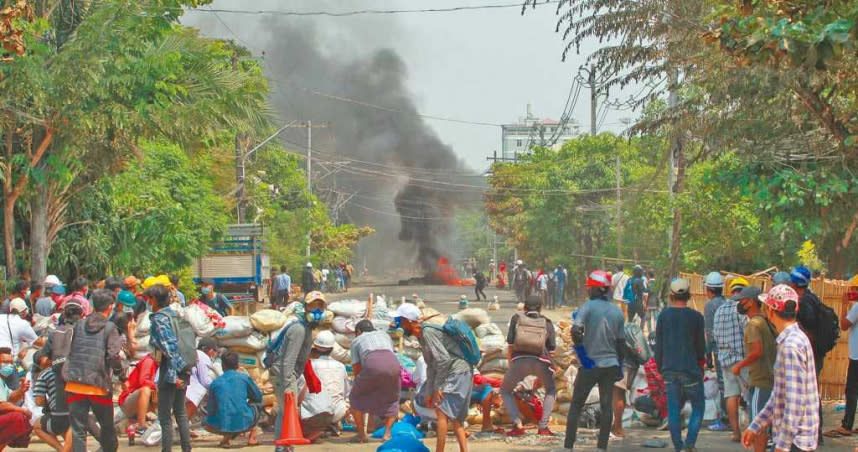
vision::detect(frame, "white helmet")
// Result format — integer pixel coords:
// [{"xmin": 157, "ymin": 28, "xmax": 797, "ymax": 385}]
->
[
  {"xmin": 306, "ymin": 262, "xmax": 313, "ymax": 268},
  {"xmin": 704, "ymin": 271, "xmax": 724, "ymax": 288},
  {"xmin": 44, "ymin": 274, "xmax": 62, "ymax": 286},
  {"xmin": 313, "ymin": 330, "xmax": 335, "ymax": 349},
  {"xmin": 516, "ymin": 259, "xmax": 523, "ymax": 266}
]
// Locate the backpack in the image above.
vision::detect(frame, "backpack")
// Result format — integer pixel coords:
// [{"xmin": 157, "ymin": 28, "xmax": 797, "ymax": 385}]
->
[
  {"xmin": 425, "ymin": 318, "xmax": 481, "ymax": 367},
  {"xmin": 622, "ymin": 278, "xmax": 636, "ymax": 304},
  {"xmin": 804, "ymin": 292, "xmax": 839, "ymax": 355},
  {"xmin": 512, "ymin": 313, "xmax": 548, "ymax": 355},
  {"xmin": 165, "ymin": 310, "xmax": 198, "ymax": 371},
  {"xmin": 263, "ymin": 322, "xmax": 297, "ymax": 369},
  {"xmin": 623, "ymin": 322, "xmax": 652, "ymax": 365}
]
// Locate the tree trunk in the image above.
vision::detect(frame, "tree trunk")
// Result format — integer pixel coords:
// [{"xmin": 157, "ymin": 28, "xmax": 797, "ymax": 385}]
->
[
  {"xmin": 30, "ymin": 180, "xmax": 49, "ymax": 282},
  {"xmin": 3, "ymin": 200, "xmax": 15, "ymax": 280}
]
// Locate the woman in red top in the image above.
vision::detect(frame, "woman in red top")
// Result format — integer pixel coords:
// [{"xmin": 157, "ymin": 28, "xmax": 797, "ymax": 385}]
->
[{"xmin": 118, "ymin": 354, "xmax": 159, "ymax": 438}]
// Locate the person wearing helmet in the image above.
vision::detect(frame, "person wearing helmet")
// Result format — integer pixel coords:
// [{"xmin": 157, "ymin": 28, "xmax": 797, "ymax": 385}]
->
[
  {"xmin": 557, "ymin": 270, "xmax": 624, "ymax": 452},
  {"xmin": 712, "ymin": 278, "xmax": 749, "ymax": 441},
  {"xmin": 655, "ymin": 278, "xmax": 706, "ymax": 452},
  {"xmin": 270, "ymin": 291, "xmax": 326, "ymax": 452},
  {"xmin": 790, "ymin": 265, "xmax": 830, "ymax": 373},
  {"xmin": 302, "ymin": 330, "xmax": 348, "ymax": 441},
  {"xmin": 772, "ymin": 271, "xmax": 791, "ymax": 287},
  {"xmin": 742, "ymin": 285, "xmax": 819, "ymax": 452},
  {"xmin": 302, "ymin": 262, "xmax": 316, "ymax": 295},
  {"xmin": 349, "ymin": 319, "xmax": 399, "ymax": 443},
  {"xmin": 701, "ymin": 271, "xmax": 729, "ymax": 432},
  {"xmin": 726, "ymin": 276, "xmax": 750, "ymax": 298}
]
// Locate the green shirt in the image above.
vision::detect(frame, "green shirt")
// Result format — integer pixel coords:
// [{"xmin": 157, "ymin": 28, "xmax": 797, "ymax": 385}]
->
[{"xmin": 744, "ymin": 315, "xmax": 777, "ymax": 389}]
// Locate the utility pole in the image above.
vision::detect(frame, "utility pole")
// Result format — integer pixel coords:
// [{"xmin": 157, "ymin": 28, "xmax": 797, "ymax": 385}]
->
[
  {"xmin": 306, "ymin": 120, "xmax": 312, "ymax": 258},
  {"xmin": 231, "ymin": 50, "xmax": 247, "ymax": 223},
  {"xmin": 589, "ymin": 66, "xmax": 597, "ymax": 136}
]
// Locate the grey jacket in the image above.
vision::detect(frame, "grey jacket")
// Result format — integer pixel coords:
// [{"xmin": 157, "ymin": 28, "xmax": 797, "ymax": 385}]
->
[
  {"xmin": 269, "ymin": 321, "xmax": 313, "ymax": 391},
  {"xmin": 62, "ymin": 313, "xmax": 124, "ymax": 392}
]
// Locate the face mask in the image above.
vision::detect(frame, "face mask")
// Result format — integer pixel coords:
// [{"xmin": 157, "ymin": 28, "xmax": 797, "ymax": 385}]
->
[
  {"xmin": 0, "ymin": 364, "xmax": 15, "ymax": 378},
  {"xmin": 736, "ymin": 302, "xmax": 749, "ymax": 315},
  {"xmin": 306, "ymin": 308, "xmax": 324, "ymax": 324},
  {"xmin": 201, "ymin": 287, "xmax": 212, "ymax": 296}
]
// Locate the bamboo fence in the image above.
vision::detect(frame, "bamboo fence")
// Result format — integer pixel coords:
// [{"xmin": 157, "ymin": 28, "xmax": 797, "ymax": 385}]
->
[{"xmin": 680, "ymin": 272, "xmax": 853, "ymax": 400}]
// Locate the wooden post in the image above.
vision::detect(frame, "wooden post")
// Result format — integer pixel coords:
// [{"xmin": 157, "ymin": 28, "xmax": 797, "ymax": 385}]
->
[{"xmin": 366, "ymin": 292, "xmax": 374, "ymax": 319}]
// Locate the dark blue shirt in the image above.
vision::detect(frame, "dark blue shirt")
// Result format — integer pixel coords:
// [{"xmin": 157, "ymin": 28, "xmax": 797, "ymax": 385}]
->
[
  {"xmin": 655, "ymin": 306, "xmax": 706, "ymax": 379},
  {"xmin": 205, "ymin": 370, "xmax": 263, "ymax": 433}
]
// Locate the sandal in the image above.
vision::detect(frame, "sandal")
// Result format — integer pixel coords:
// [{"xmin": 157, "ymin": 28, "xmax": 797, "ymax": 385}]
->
[{"xmin": 824, "ymin": 429, "xmax": 850, "ymax": 438}]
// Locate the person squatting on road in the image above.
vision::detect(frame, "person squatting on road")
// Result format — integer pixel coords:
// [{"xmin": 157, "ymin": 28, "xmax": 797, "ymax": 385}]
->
[
  {"xmin": 555, "ymin": 270, "xmax": 624, "ymax": 452},
  {"xmin": 501, "ymin": 297, "xmax": 557, "ymax": 437},
  {"xmin": 349, "ymin": 319, "xmax": 400, "ymax": 443},
  {"xmin": 204, "ymin": 350, "xmax": 262, "ymax": 448},
  {"xmin": 655, "ymin": 278, "xmax": 706, "ymax": 452}
]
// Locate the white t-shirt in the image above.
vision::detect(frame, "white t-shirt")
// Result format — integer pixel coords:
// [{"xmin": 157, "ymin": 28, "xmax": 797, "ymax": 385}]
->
[
  {"xmin": 537, "ymin": 274, "xmax": 549, "ymax": 291},
  {"xmin": 611, "ymin": 273, "xmax": 630, "ymax": 302},
  {"xmin": 847, "ymin": 303, "xmax": 858, "ymax": 360},
  {"xmin": 0, "ymin": 314, "xmax": 37, "ymax": 355}
]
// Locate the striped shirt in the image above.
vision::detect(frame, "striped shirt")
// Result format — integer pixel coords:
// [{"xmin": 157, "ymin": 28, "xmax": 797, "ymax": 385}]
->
[
  {"xmin": 33, "ymin": 369, "xmax": 58, "ymax": 413},
  {"xmin": 749, "ymin": 323, "xmax": 819, "ymax": 452},
  {"xmin": 713, "ymin": 301, "xmax": 747, "ymax": 368},
  {"xmin": 350, "ymin": 330, "xmax": 394, "ymax": 365}
]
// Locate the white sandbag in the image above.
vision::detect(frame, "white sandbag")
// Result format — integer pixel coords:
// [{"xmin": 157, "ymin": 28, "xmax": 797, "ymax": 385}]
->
[
  {"xmin": 331, "ymin": 341, "xmax": 351, "ymax": 364},
  {"xmin": 334, "ymin": 332, "xmax": 354, "ymax": 349},
  {"xmin": 135, "ymin": 311, "xmax": 151, "ymax": 338},
  {"xmin": 420, "ymin": 307, "xmax": 446, "ymax": 326},
  {"xmin": 479, "ymin": 333, "xmax": 506, "ymax": 352},
  {"xmin": 452, "ymin": 308, "xmax": 490, "ymax": 326},
  {"xmin": 218, "ymin": 331, "xmax": 267, "ymax": 351},
  {"xmin": 372, "ymin": 298, "xmax": 390, "ymax": 321},
  {"xmin": 250, "ymin": 309, "xmax": 287, "ymax": 333},
  {"xmin": 141, "ymin": 423, "xmax": 162, "ymax": 446},
  {"xmin": 183, "ymin": 304, "xmax": 216, "ymax": 338},
  {"xmin": 371, "ymin": 319, "xmax": 391, "ymax": 331},
  {"xmin": 479, "ymin": 358, "xmax": 509, "ymax": 373},
  {"xmin": 32, "ymin": 314, "xmax": 57, "ymax": 334},
  {"xmin": 475, "ymin": 322, "xmax": 502, "ymax": 338},
  {"xmin": 215, "ymin": 316, "xmax": 253, "ymax": 339},
  {"xmin": 331, "ymin": 316, "xmax": 353, "ymax": 334},
  {"xmin": 327, "ymin": 300, "xmax": 367, "ymax": 318}
]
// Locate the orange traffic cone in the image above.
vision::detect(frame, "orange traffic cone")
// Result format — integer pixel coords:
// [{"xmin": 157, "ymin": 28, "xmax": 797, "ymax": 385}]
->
[{"xmin": 275, "ymin": 391, "xmax": 311, "ymax": 446}]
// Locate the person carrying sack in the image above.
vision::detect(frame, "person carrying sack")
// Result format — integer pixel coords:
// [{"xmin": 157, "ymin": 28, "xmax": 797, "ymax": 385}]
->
[{"xmin": 501, "ymin": 297, "xmax": 557, "ymax": 437}]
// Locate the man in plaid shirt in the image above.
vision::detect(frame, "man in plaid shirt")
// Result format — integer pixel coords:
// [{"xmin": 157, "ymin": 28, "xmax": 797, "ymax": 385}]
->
[
  {"xmin": 742, "ymin": 284, "xmax": 819, "ymax": 452},
  {"xmin": 713, "ymin": 290, "xmax": 748, "ymax": 441}
]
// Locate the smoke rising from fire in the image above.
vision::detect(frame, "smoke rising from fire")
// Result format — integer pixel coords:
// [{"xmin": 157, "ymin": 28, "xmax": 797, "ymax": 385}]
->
[{"xmin": 183, "ymin": 2, "xmax": 478, "ymax": 275}]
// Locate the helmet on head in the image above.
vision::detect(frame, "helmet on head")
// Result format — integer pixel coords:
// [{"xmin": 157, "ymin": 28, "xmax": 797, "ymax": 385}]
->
[
  {"xmin": 790, "ymin": 266, "xmax": 811, "ymax": 288},
  {"xmin": 586, "ymin": 270, "xmax": 611, "ymax": 288},
  {"xmin": 703, "ymin": 271, "xmax": 724, "ymax": 289},
  {"xmin": 516, "ymin": 259, "xmax": 523, "ymax": 266},
  {"xmin": 727, "ymin": 276, "xmax": 750, "ymax": 295},
  {"xmin": 669, "ymin": 278, "xmax": 691, "ymax": 297},
  {"xmin": 772, "ymin": 271, "xmax": 791, "ymax": 286}
]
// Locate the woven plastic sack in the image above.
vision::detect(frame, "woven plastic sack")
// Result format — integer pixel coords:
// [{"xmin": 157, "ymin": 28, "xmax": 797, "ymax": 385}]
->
[
  {"xmin": 183, "ymin": 304, "xmax": 216, "ymax": 338},
  {"xmin": 218, "ymin": 331, "xmax": 267, "ymax": 352},
  {"xmin": 452, "ymin": 308, "xmax": 489, "ymax": 326},
  {"xmin": 215, "ymin": 316, "xmax": 253, "ymax": 339},
  {"xmin": 475, "ymin": 322, "xmax": 502, "ymax": 338},
  {"xmin": 327, "ymin": 300, "xmax": 366, "ymax": 318},
  {"xmin": 250, "ymin": 309, "xmax": 287, "ymax": 333}
]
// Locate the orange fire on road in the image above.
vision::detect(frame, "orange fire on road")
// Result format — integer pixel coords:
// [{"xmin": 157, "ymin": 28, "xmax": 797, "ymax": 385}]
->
[{"xmin": 433, "ymin": 256, "xmax": 475, "ymax": 286}]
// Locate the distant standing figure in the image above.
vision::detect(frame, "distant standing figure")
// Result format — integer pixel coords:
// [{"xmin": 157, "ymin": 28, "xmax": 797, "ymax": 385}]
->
[
  {"xmin": 474, "ymin": 270, "xmax": 487, "ymax": 301},
  {"xmin": 302, "ymin": 263, "xmax": 316, "ymax": 296},
  {"xmin": 271, "ymin": 266, "xmax": 291, "ymax": 308}
]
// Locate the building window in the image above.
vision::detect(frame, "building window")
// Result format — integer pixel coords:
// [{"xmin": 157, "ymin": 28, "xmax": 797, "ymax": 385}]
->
[{"xmin": 516, "ymin": 139, "xmax": 522, "ymax": 147}]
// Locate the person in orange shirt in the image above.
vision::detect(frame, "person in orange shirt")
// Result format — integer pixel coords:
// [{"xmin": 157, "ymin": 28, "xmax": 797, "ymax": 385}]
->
[{"xmin": 62, "ymin": 289, "xmax": 126, "ymax": 452}]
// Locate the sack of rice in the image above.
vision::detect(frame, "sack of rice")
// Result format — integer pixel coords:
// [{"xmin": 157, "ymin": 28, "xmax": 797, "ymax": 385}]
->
[
  {"xmin": 475, "ymin": 322, "xmax": 502, "ymax": 338},
  {"xmin": 327, "ymin": 300, "xmax": 367, "ymax": 318},
  {"xmin": 215, "ymin": 316, "xmax": 254, "ymax": 339},
  {"xmin": 479, "ymin": 334, "xmax": 506, "ymax": 353},
  {"xmin": 331, "ymin": 316, "xmax": 354, "ymax": 334},
  {"xmin": 452, "ymin": 308, "xmax": 490, "ymax": 326},
  {"xmin": 219, "ymin": 331, "xmax": 267, "ymax": 352},
  {"xmin": 250, "ymin": 309, "xmax": 287, "ymax": 333},
  {"xmin": 479, "ymin": 357, "xmax": 509, "ymax": 373},
  {"xmin": 331, "ymin": 341, "xmax": 351, "ymax": 364},
  {"xmin": 183, "ymin": 304, "xmax": 216, "ymax": 337},
  {"xmin": 334, "ymin": 332, "xmax": 354, "ymax": 349}
]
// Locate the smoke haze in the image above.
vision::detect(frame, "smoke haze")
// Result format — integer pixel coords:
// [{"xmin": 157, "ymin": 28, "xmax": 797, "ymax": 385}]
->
[{"xmin": 183, "ymin": 2, "xmax": 480, "ymax": 275}]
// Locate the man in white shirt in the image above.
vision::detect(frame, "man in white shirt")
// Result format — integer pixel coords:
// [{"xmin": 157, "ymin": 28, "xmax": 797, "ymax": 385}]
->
[
  {"xmin": 0, "ymin": 299, "xmax": 39, "ymax": 356},
  {"xmin": 611, "ymin": 264, "xmax": 629, "ymax": 303},
  {"xmin": 300, "ymin": 331, "xmax": 350, "ymax": 441}
]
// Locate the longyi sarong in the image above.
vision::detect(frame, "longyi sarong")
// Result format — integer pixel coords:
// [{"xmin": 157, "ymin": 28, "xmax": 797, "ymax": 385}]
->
[{"xmin": 349, "ymin": 350, "xmax": 401, "ymax": 417}]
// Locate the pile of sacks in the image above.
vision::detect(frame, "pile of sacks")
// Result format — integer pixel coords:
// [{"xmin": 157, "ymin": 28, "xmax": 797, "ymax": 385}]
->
[{"xmin": 326, "ymin": 297, "xmax": 393, "ymax": 365}]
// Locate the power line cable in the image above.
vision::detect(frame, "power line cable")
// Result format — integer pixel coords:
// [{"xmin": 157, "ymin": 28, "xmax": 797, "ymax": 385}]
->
[{"xmin": 183, "ymin": 1, "xmax": 561, "ymax": 17}]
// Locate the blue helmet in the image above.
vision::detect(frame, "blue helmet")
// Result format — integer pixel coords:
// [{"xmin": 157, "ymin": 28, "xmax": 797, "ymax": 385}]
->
[{"xmin": 790, "ymin": 266, "xmax": 812, "ymax": 288}]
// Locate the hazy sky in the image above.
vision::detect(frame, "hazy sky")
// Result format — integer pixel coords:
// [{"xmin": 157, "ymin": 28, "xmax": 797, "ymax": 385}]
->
[{"xmin": 183, "ymin": 0, "xmax": 635, "ymax": 172}]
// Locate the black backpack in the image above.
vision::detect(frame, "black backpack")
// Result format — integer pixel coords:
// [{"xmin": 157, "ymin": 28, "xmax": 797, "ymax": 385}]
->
[{"xmin": 805, "ymin": 292, "xmax": 840, "ymax": 355}]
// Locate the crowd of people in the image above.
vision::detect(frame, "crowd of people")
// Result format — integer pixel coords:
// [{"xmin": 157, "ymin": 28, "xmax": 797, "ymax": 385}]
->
[{"xmin": 0, "ymin": 263, "xmax": 849, "ymax": 452}]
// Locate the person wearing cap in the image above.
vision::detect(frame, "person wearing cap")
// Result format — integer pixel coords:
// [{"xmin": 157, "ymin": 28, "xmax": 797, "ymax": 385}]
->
[
  {"xmin": 270, "ymin": 290, "xmax": 326, "ymax": 452},
  {"xmin": 731, "ymin": 285, "xmax": 776, "ymax": 452},
  {"xmin": 35, "ymin": 277, "xmax": 62, "ymax": 317},
  {"xmin": 501, "ymin": 297, "xmax": 557, "ymax": 437},
  {"xmin": 349, "ymin": 319, "xmax": 399, "ymax": 443},
  {"xmin": 742, "ymin": 284, "xmax": 819, "ymax": 452},
  {"xmin": 396, "ymin": 302, "xmax": 472, "ymax": 452},
  {"xmin": 204, "ymin": 350, "xmax": 262, "ymax": 448},
  {"xmin": 0, "ymin": 298, "xmax": 38, "ymax": 356},
  {"xmin": 701, "ymin": 271, "xmax": 730, "ymax": 432},
  {"xmin": 557, "ymin": 270, "xmax": 624, "ymax": 452},
  {"xmin": 713, "ymin": 278, "xmax": 749, "ymax": 442},
  {"xmin": 199, "ymin": 279, "xmax": 232, "ymax": 317},
  {"xmin": 300, "ymin": 330, "xmax": 349, "ymax": 442},
  {"xmin": 302, "ymin": 262, "xmax": 316, "ymax": 296},
  {"xmin": 654, "ymin": 278, "xmax": 705, "ymax": 452},
  {"xmin": 0, "ymin": 281, "xmax": 31, "ymax": 315}
]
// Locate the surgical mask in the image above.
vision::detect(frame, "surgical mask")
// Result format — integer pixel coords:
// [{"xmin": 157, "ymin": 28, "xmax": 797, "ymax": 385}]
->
[
  {"xmin": 0, "ymin": 364, "xmax": 15, "ymax": 378},
  {"xmin": 306, "ymin": 309, "xmax": 324, "ymax": 324},
  {"xmin": 201, "ymin": 287, "xmax": 212, "ymax": 295}
]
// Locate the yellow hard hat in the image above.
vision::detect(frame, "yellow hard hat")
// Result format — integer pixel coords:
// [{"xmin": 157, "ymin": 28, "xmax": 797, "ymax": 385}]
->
[
  {"xmin": 727, "ymin": 276, "xmax": 750, "ymax": 295},
  {"xmin": 154, "ymin": 274, "xmax": 172, "ymax": 287},
  {"xmin": 141, "ymin": 276, "xmax": 159, "ymax": 290}
]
